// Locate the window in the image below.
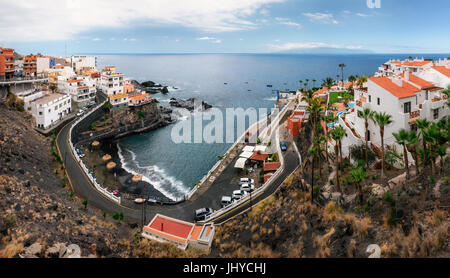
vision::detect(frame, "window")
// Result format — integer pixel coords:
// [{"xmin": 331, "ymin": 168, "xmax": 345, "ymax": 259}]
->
[
  {"xmin": 377, "ymin": 98, "xmax": 380, "ymax": 105},
  {"xmin": 404, "ymin": 102, "xmax": 411, "ymax": 113},
  {"xmin": 433, "ymin": 108, "xmax": 439, "ymax": 119},
  {"xmin": 369, "ymin": 95, "xmax": 371, "ymax": 102},
  {"xmin": 39, "ymin": 111, "xmax": 42, "ymax": 115}
]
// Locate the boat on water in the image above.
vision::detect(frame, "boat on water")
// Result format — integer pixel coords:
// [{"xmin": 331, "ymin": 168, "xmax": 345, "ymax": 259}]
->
[
  {"xmin": 266, "ymin": 84, "xmax": 273, "ymax": 87},
  {"xmin": 224, "ymin": 82, "xmax": 228, "ymax": 85}
]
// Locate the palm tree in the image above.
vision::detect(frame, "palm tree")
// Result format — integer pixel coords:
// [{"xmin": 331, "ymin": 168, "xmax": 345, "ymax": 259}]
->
[
  {"xmin": 442, "ymin": 86, "xmax": 450, "ymax": 108},
  {"xmin": 299, "ymin": 80, "xmax": 303, "ymax": 91},
  {"xmin": 323, "ymin": 77, "xmax": 335, "ymax": 91},
  {"xmin": 350, "ymin": 166, "xmax": 368, "ymax": 203},
  {"xmin": 348, "ymin": 75, "xmax": 357, "ymax": 83},
  {"xmin": 393, "ymin": 129, "xmax": 410, "ymax": 180},
  {"xmin": 416, "ymin": 119, "xmax": 430, "ymax": 170},
  {"xmin": 339, "ymin": 63, "xmax": 346, "ymax": 84},
  {"xmin": 306, "ymin": 97, "xmax": 324, "ymax": 140},
  {"xmin": 323, "ymin": 114, "xmax": 337, "ymax": 164},
  {"xmin": 312, "ymin": 79, "xmax": 317, "ymax": 88},
  {"xmin": 357, "ymin": 108, "xmax": 374, "ymax": 169},
  {"xmin": 437, "ymin": 145, "xmax": 446, "ymax": 174},
  {"xmin": 330, "ymin": 126, "xmax": 346, "ymax": 192},
  {"xmin": 309, "ymin": 147, "xmax": 318, "ymax": 203},
  {"xmin": 372, "ymin": 112, "xmax": 393, "ymax": 178},
  {"xmin": 423, "ymin": 125, "xmax": 441, "ymax": 176},
  {"xmin": 406, "ymin": 130, "xmax": 420, "ymax": 176},
  {"xmin": 357, "ymin": 75, "xmax": 368, "ymax": 89}
]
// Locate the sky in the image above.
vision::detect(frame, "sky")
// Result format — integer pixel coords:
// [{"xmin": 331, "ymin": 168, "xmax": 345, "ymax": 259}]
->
[{"xmin": 1, "ymin": 0, "xmax": 450, "ymax": 55}]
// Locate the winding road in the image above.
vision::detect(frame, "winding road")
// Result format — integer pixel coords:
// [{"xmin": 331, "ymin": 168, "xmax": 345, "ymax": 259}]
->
[{"xmin": 56, "ymin": 97, "xmax": 300, "ymax": 225}]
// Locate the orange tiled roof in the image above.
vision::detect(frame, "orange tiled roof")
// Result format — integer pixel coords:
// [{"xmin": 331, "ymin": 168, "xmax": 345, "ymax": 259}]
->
[
  {"xmin": 130, "ymin": 93, "xmax": 150, "ymax": 101},
  {"xmin": 189, "ymin": 226, "xmax": 204, "ymax": 241},
  {"xmin": 263, "ymin": 161, "xmax": 281, "ymax": 172},
  {"xmin": 401, "ymin": 61, "xmax": 432, "ymax": 67},
  {"xmin": 432, "ymin": 66, "xmax": 450, "ymax": 78},
  {"xmin": 66, "ymin": 79, "xmax": 82, "ymax": 83},
  {"xmin": 315, "ymin": 87, "xmax": 329, "ymax": 95},
  {"xmin": 149, "ymin": 215, "xmax": 193, "ymax": 240},
  {"xmin": 344, "ymin": 82, "xmax": 354, "ymax": 89},
  {"xmin": 401, "ymin": 73, "xmax": 434, "ymax": 89},
  {"xmin": 369, "ymin": 76, "xmax": 419, "ymax": 99},
  {"xmin": 250, "ymin": 151, "xmax": 268, "ymax": 161},
  {"xmin": 109, "ymin": 93, "xmax": 128, "ymax": 100}
]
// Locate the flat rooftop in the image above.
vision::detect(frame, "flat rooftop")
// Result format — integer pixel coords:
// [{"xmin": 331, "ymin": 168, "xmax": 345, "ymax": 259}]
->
[
  {"xmin": 148, "ymin": 214, "xmax": 194, "ymax": 240},
  {"xmin": 33, "ymin": 93, "xmax": 67, "ymax": 105}
]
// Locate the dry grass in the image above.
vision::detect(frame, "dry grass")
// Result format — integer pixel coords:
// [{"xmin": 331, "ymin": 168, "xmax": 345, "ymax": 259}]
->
[
  {"xmin": 0, "ymin": 240, "xmax": 24, "ymax": 258},
  {"xmin": 313, "ymin": 227, "xmax": 335, "ymax": 258},
  {"xmin": 323, "ymin": 201, "xmax": 343, "ymax": 222}
]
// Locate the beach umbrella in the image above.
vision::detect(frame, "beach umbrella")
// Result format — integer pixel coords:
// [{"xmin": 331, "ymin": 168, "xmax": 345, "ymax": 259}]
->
[
  {"xmin": 132, "ymin": 174, "xmax": 143, "ymax": 183},
  {"xmin": 92, "ymin": 141, "xmax": 100, "ymax": 149},
  {"xmin": 102, "ymin": 154, "xmax": 112, "ymax": 162},
  {"xmin": 106, "ymin": 161, "xmax": 116, "ymax": 171}
]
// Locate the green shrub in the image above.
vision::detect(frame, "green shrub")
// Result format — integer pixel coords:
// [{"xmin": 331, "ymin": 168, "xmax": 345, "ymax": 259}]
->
[{"xmin": 383, "ymin": 191, "xmax": 395, "ymax": 205}]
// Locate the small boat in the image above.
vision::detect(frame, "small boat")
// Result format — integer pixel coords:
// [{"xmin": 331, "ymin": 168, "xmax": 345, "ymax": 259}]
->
[
  {"xmin": 248, "ymin": 89, "xmax": 252, "ymax": 91},
  {"xmin": 266, "ymin": 84, "xmax": 273, "ymax": 87},
  {"xmin": 224, "ymin": 82, "xmax": 228, "ymax": 85}
]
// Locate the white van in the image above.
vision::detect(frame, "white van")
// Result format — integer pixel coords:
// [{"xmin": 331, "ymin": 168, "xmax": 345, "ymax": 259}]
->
[{"xmin": 239, "ymin": 177, "xmax": 255, "ymax": 185}]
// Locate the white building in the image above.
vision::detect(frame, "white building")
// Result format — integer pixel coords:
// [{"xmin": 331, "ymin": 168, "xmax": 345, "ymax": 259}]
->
[
  {"xmin": 17, "ymin": 90, "xmax": 44, "ymax": 111},
  {"xmin": 341, "ymin": 72, "xmax": 448, "ymax": 158},
  {"xmin": 30, "ymin": 93, "xmax": 72, "ymax": 129},
  {"xmin": 100, "ymin": 68, "xmax": 129, "ymax": 108},
  {"xmin": 36, "ymin": 57, "xmax": 54, "ymax": 73},
  {"xmin": 71, "ymin": 55, "xmax": 97, "ymax": 74},
  {"xmin": 58, "ymin": 76, "xmax": 97, "ymax": 108}
]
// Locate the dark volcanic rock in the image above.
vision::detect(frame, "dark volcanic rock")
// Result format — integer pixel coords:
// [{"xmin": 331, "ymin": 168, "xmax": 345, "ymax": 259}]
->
[{"xmin": 169, "ymin": 98, "xmax": 212, "ymax": 111}]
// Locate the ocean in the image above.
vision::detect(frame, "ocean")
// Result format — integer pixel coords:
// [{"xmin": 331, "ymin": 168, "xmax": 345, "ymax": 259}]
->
[{"xmin": 96, "ymin": 53, "xmax": 449, "ymax": 200}]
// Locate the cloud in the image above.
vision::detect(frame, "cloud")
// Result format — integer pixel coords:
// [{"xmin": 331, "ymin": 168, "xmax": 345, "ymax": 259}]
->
[
  {"xmin": 197, "ymin": 37, "xmax": 222, "ymax": 43},
  {"xmin": 0, "ymin": 0, "xmax": 285, "ymax": 42},
  {"xmin": 356, "ymin": 13, "xmax": 370, "ymax": 17},
  {"xmin": 303, "ymin": 12, "xmax": 338, "ymax": 24},
  {"xmin": 268, "ymin": 42, "xmax": 362, "ymax": 51},
  {"xmin": 275, "ymin": 17, "xmax": 302, "ymax": 28}
]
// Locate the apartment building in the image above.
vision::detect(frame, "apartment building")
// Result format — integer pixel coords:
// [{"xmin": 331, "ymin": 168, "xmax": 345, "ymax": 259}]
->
[
  {"xmin": 23, "ymin": 54, "xmax": 42, "ymax": 76},
  {"xmin": 0, "ymin": 47, "xmax": 15, "ymax": 80},
  {"xmin": 30, "ymin": 93, "xmax": 72, "ymax": 129},
  {"xmin": 36, "ymin": 56, "xmax": 55, "ymax": 73},
  {"xmin": 58, "ymin": 76, "xmax": 97, "ymax": 108},
  {"xmin": 341, "ymin": 71, "xmax": 448, "ymax": 157},
  {"xmin": 71, "ymin": 55, "xmax": 97, "ymax": 74}
]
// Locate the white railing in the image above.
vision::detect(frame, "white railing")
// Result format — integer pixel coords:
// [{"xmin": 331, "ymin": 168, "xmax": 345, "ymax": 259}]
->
[
  {"xmin": 67, "ymin": 98, "xmax": 122, "ymax": 204},
  {"xmin": 200, "ymin": 100, "xmax": 294, "ymax": 223}
]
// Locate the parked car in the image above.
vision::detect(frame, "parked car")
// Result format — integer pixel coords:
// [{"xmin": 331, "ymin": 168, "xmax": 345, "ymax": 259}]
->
[
  {"xmin": 75, "ymin": 149, "xmax": 82, "ymax": 154},
  {"xmin": 280, "ymin": 141, "xmax": 287, "ymax": 151},
  {"xmin": 240, "ymin": 183, "xmax": 255, "ymax": 192},
  {"xmin": 76, "ymin": 111, "xmax": 84, "ymax": 117},
  {"xmin": 79, "ymin": 153, "xmax": 86, "ymax": 158},
  {"xmin": 195, "ymin": 208, "xmax": 214, "ymax": 221},
  {"xmin": 113, "ymin": 190, "xmax": 119, "ymax": 196},
  {"xmin": 239, "ymin": 177, "xmax": 254, "ymax": 185},
  {"xmin": 232, "ymin": 190, "xmax": 248, "ymax": 201},
  {"xmin": 221, "ymin": 196, "xmax": 233, "ymax": 207}
]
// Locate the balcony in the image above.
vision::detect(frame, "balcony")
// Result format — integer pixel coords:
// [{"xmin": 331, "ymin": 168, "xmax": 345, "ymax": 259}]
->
[{"xmin": 409, "ymin": 110, "xmax": 420, "ymax": 120}]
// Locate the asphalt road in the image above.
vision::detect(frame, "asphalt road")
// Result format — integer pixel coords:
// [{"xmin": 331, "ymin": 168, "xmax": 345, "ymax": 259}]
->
[{"xmin": 56, "ymin": 101, "xmax": 300, "ymax": 225}]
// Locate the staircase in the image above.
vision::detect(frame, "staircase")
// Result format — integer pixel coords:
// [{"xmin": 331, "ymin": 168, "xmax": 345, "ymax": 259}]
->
[{"xmin": 370, "ymin": 143, "xmax": 383, "ymax": 159}]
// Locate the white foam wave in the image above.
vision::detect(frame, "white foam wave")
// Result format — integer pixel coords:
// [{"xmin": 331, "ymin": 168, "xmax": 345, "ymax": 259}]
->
[{"xmin": 117, "ymin": 144, "xmax": 189, "ymax": 201}]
